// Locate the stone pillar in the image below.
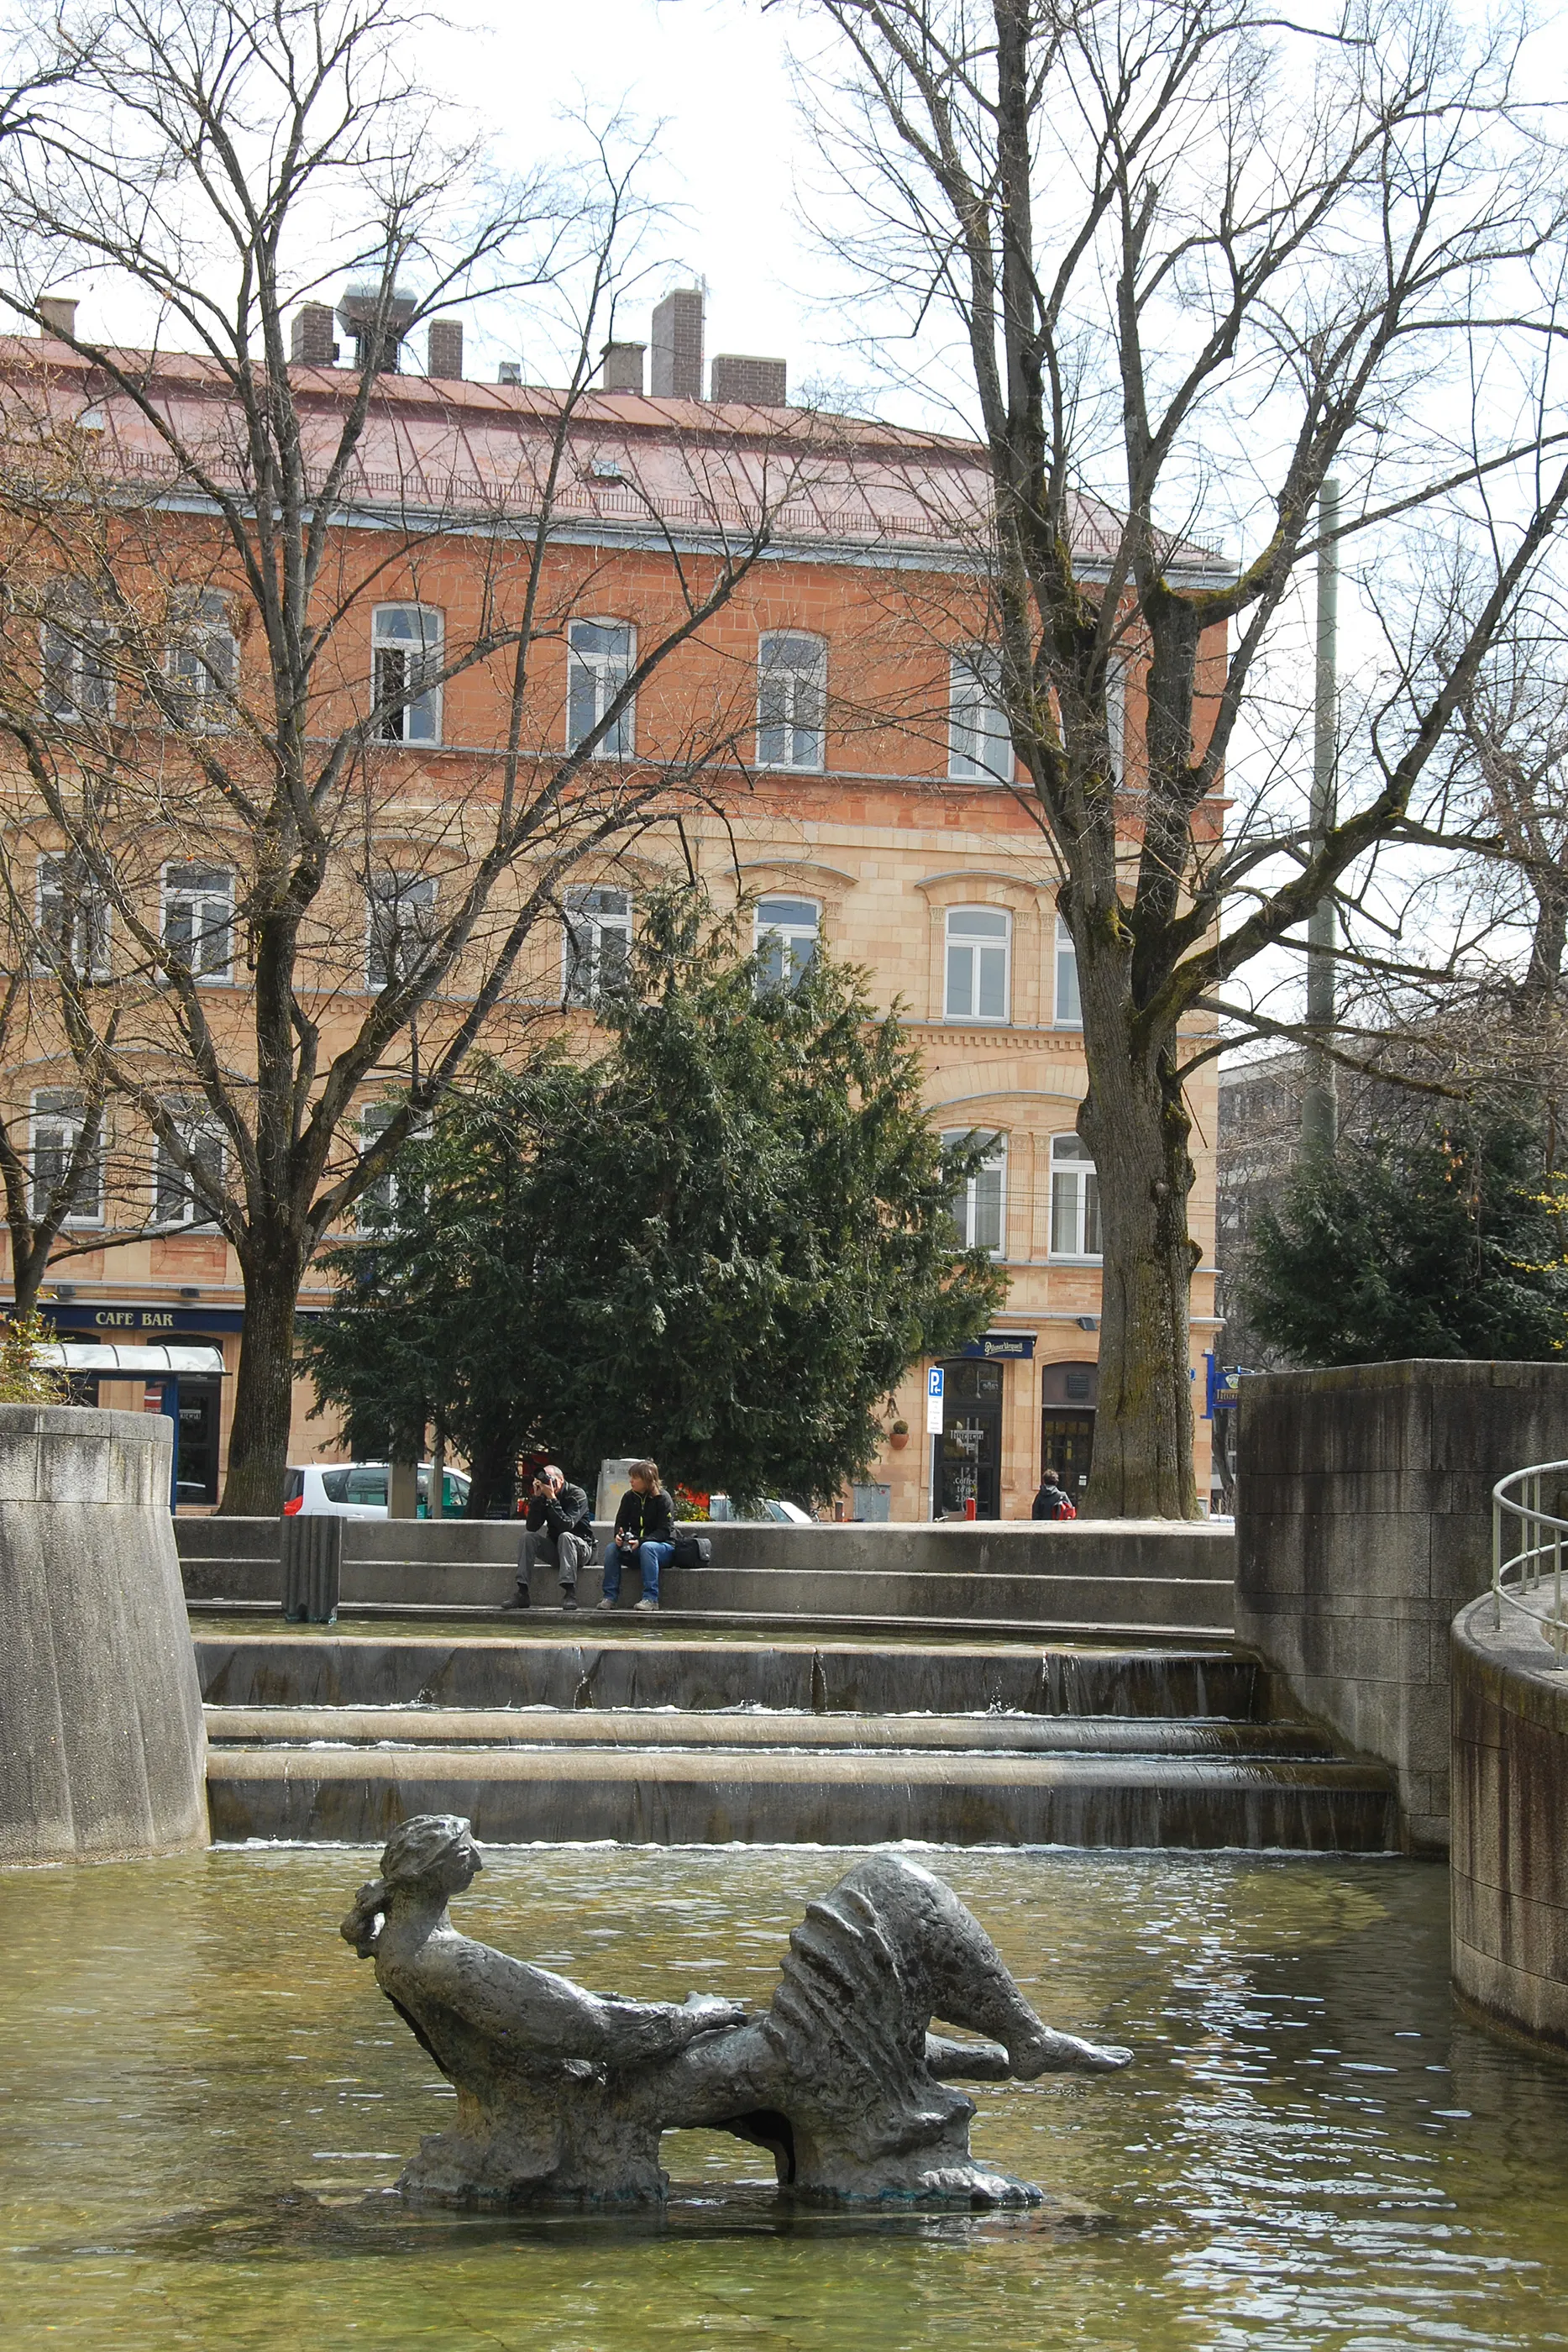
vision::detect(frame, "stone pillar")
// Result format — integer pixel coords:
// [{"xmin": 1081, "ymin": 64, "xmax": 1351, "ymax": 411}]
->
[
  {"xmin": 0, "ymin": 1404, "xmax": 208, "ymax": 1863},
  {"xmin": 1451, "ymin": 1594, "xmax": 1568, "ymax": 2050},
  {"xmin": 1235, "ymin": 1359, "xmax": 1568, "ymax": 1850}
]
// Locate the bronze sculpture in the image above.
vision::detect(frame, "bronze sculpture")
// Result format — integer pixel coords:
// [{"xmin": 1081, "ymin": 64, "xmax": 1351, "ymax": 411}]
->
[{"xmin": 343, "ymin": 1814, "xmax": 1131, "ymax": 2208}]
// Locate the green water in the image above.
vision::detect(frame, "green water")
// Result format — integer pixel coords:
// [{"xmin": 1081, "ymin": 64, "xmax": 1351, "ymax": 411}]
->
[{"xmin": 3, "ymin": 1845, "xmax": 1566, "ymax": 2350}]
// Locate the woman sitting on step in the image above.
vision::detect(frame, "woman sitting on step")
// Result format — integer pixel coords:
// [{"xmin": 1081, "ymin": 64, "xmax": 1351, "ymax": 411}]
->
[{"xmin": 599, "ymin": 1458, "xmax": 675, "ymax": 1613}]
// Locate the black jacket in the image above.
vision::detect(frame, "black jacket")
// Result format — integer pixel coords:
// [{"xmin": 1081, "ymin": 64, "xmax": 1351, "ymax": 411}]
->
[
  {"xmin": 1031, "ymin": 1480, "xmax": 1074, "ymax": 1521},
  {"xmin": 611, "ymin": 1486, "xmax": 674, "ymax": 1546},
  {"xmin": 526, "ymin": 1481, "xmax": 593, "ymax": 1541}
]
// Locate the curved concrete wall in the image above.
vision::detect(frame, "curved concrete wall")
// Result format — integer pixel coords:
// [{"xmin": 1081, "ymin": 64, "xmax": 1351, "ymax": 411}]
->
[
  {"xmin": 1451, "ymin": 1594, "xmax": 1568, "ymax": 2051},
  {"xmin": 0, "ymin": 1405, "xmax": 207, "ymax": 1863}
]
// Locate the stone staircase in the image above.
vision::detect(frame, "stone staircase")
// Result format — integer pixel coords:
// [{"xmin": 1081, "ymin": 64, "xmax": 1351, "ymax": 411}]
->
[{"xmin": 198, "ymin": 1630, "xmax": 1395, "ymax": 1851}]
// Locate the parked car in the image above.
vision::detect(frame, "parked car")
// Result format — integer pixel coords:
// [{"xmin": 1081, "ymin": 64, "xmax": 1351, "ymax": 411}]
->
[{"xmin": 282, "ymin": 1461, "xmax": 471, "ymax": 1519}]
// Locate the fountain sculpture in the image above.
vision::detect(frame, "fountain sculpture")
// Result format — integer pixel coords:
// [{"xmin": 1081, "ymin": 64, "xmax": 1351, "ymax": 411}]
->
[{"xmin": 342, "ymin": 1814, "xmax": 1131, "ymax": 2207}]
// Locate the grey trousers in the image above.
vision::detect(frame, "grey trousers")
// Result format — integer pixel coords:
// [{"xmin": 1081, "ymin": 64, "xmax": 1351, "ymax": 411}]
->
[{"xmin": 517, "ymin": 1527, "xmax": 590, "ymax": 1596}]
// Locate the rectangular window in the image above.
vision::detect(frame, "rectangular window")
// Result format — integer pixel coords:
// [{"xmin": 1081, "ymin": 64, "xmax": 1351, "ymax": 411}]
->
[
  {"xmin": 166, "ymin": 590, "xmax": 237, "ymax": 729},
  {"xmin": 30, "ymin": 1090, "xmax": 102, "ymax": 1226},
  {"xmin": 944, "ymin": 906, "xmax": 1010, "ymax": 1023},
  {"xmin": 1050, "ymin": 1134, "xmax": 1102, "ymax": 1259},
  {"xmin": 40, "ymin": 595, "xmax": 113, "ymax": 722},
  {"xmin": 563, "ymin": 885, "xmax": 633, "ymax": 1005},
  {"xmin": 942, "ymin": 1129, "xmax": 1007, "ymax": 1254},
  {"xmin": 1054, "ymin": 912, "xmax": 1081, "ymax": 1026},
  {"xmin": 758, "ymin": 633, "xmax": 826, "ymax": 770},
  {"xmin": 163, "ymin": 864, "xmax": 234, "ymax": 981},
  {"xmin": 754, "ymin": 895, "xmax": 819, "ymax": 992},
  {"xmin": 358, "ymin": 1102, "xmax": 408, "ymax": 1229},
  {"xmin": 366, "ymin": 873, "xmax": 438, "ymax": 990},
  {"xmin": 567, "ymin": 620, "xmax": 635, "ymax": 757},
  {"xmin": 372, "ymin": 605, "xmax": 443, "ymax": 744},
  {"xmin": 36, "ymin": 856, "xmax": 110, "ymax": 979},
  {"xmin": 948, "ymin": 651, "xmax": 1012, "ymax": 783},
  {"xmin": 155, "ymin": 1105, "xmax": 225, "ymax": 1229}
]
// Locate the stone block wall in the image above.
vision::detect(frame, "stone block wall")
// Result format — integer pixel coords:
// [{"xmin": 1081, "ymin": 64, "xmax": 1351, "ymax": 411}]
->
[
  {"xmin": 1235, "ymin": 1359, "xmax": 1568, "ymax": 1848},
  {"xmin": 0, "ymin": 1404, "xmax": 208, "ymax": 1862}
]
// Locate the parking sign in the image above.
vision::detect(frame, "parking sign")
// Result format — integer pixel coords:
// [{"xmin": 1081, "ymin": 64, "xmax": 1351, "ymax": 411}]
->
[{"xmin": 926, "ymin": 1366, "xmax": 945, "ymax": 1435}]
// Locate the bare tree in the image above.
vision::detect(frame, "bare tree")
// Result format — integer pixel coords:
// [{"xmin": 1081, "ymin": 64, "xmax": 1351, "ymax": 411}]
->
[
  {"xmin": 792, "ymin": 0, "xmax": 1568, "ymax": 1514},
  {"xmin": 0, "ymin": 0, "xmax": 819, "ymax": 1508}
]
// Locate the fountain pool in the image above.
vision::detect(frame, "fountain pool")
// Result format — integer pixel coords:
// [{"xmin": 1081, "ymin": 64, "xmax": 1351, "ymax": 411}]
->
[{"xmin": 3, "ymin": 1844, "xmax": 1566, "ymax": 2350}]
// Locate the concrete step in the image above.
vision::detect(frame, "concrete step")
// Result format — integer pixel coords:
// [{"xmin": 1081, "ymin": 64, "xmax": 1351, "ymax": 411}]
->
[
  {"xmin": 203, "ymin": 1740, "xmax": 1396, "ymax": 1851},
  {"xmin": 204, "ymin": 1704, "xmax": 1340, "ymax": 1758},
  {"xmin": 194, "ymin": 1635, "xmax": 1263, "ymax": 1720}
]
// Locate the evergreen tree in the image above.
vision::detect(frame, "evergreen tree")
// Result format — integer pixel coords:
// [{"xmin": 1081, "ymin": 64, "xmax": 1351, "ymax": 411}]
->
[
  {"xmin": 1242, "ymin": 1112, "xmax": 1568, "ymax": 1367},
  {"xmin": 305, "ymin": 897, "xmax": 1006, "ymax": 1509}
]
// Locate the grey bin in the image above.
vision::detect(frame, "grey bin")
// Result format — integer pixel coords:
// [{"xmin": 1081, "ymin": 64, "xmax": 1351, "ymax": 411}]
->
[{"xmin": 281, "ymin": 1515, "xmax": 342, "ymax": 1624}]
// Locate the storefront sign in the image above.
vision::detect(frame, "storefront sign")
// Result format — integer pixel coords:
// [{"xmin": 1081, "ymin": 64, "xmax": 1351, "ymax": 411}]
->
[
  {"xmin": 38, "ymin": 1304, "xmax": 248, "ymax": 1334},
  {"xmin": 961, "ymin": 1332, "xmax": 1036, "ymax": 1360}
]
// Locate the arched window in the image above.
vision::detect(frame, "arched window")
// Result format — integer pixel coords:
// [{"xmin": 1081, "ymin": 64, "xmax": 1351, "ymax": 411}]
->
[
  {"xmin": 944, "ymin": 906, "xmax": 1010, "ymax": 1023},
  {"xmin": 1050, "ymin": 1132, "xmax": 1101, "ymax": 1259},
  {"xmin": 941, "ymin": 1128, "xmax": 1007, "ymax": 1254},
  {"xmin": 757, "ymin": 633, "xmax": 826, "ymax": 770},
  {"xmin": 948, "ymin": 650, "xmax": 1011, "ymax": 782},
  {"xmin": 754, "ymin": 895, "xmax": 819, "ymax": 991},
  {"xmin": 568, "ymin": 619, "xmax": 636, "ymax": 756},
  {"xmin": 1054, "ymin": 912, "xmax": 1081, "ymax": 1026},
  {"xmin": 372, "ymin": 604, "xmax": 443, "ymax": 744}
]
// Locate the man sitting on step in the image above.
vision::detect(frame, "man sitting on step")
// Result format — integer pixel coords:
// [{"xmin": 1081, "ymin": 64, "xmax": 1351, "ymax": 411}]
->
[{"xmin": 509, "ymin": 1465, "xmax": 594, "ymax": 1612}]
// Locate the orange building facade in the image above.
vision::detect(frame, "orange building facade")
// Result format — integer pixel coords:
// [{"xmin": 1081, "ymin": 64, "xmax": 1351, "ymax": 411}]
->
[{"xmin": 0, "ymin": 312, "xmax": 1222, "ymax": 1516}]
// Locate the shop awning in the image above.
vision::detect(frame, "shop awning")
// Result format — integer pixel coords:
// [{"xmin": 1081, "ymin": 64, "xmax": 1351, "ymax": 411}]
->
[{"xmin": 39, "ymin": 1343, "xmax": 227, "ymax": 1376}]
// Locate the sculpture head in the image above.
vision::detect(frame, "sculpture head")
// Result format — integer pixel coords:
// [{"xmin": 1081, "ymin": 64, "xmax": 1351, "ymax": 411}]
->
[{"xmin": 339, "ymin": 1814, "xmax": 483, "ymax": 1956}]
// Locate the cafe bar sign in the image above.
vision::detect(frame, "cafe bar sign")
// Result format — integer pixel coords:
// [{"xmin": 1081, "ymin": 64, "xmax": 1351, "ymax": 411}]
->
[
  {"xmin": 962, "ymin": 1331, "xmax": 1036, "ymax": 1361},
  {"xmin": 37, "ymin": 1303, "xmax": 249, "ymax": 1334}
]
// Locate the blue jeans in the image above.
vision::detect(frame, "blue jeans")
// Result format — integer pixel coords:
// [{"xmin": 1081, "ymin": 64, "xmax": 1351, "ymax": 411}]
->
[{"xmin": 602, "ymin": 1537, "xmax": 674, "ymax": 1604}]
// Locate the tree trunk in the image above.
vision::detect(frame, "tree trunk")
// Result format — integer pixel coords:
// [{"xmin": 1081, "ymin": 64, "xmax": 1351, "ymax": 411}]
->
[
  {"xmin": 8, "ymin": 1238, "xmax": 49, "ymax": 1317},
  {"xmin": 1078, "ymin": 992, "xmax": 1199, "ymax": 1520},
  {"xmin": 219, "ymin": 1242, "xmax": 306, "ymax": 1515}
]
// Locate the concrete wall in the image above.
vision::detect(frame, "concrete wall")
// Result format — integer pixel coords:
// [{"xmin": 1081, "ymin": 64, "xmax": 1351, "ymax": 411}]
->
[
  {"xmin": 176, "ymin": 1515, "xmax": 1236, "ymax": 1632},
  {"xmin": 1235, "ymin": 1359, "xmax": 1568, "ymax": 1850},
  {"xmin": 0, "ymin": 1405, "xmax": 207, "ymax": 1863},
  {"xmin": 1451, "ymin": 1595, "xmax": 1568, "ymax": 2051}
]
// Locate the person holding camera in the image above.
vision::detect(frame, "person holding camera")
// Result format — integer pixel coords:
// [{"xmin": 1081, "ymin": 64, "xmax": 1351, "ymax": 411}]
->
[
  {"xmin": 509, "ymin": 1464, "xmax": 594, "ymax": 1611},
  {"xmin": 597, "ymin": 1459, "xmax": 675, "ymax": 1613}
]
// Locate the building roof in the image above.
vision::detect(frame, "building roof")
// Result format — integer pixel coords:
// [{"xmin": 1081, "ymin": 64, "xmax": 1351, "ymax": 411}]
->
[{"xmin": 0, "ymin": 333, "xmax": 1230, "ymax": 579}]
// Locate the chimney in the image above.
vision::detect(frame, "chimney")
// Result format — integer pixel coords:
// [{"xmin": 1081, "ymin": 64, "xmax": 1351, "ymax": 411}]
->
[
  {"xmin": 291, "ymin": 302, "xmax": 338, "ymax": 365},
  {"xmin": 650, "ymin": 286, "xmax": 704, "ymax": 400},
  {"xmin": 600, "ymin": 339, "xmax": 645, "ymax": 395},
  {"xmin": 37, "ymin": 296, "xmax": 78, "ymax": 341},
  {"xmin": 427, "ymin": 318, "xmax": 464, "ymax": 380},
  {"xmin": 711, "ymin": 354, "xmax": 788, "ymax": 407},
  {"xmin": 334, "ymin": 282, "xmax": 418, "ymax": 374}
]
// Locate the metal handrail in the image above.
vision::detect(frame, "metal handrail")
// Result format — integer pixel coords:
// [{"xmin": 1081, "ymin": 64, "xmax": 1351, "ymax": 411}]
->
[{"xmin": 1492, "ymin": 1460, "xmax": 1568, "ymax": 1651}]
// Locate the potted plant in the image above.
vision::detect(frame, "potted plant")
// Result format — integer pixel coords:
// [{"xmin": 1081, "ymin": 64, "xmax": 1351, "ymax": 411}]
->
[{"xmin": 888, "ymin": 1418, "xmax": 910, "ymax": 1452}]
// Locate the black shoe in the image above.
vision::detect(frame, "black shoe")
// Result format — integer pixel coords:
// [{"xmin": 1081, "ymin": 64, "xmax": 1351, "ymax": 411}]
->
[
  {"xmin": 560, "ymin": 1592, "xmax": 579, "ymax": 1612},
  {"xmin": 502, "ymin": 1592, "xmax": 531, "ymax": 1610}
]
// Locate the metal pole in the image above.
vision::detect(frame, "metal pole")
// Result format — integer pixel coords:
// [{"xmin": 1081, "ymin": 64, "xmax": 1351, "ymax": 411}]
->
[{"xmin": 1302, "ymin": 479, "xmax": 1339, "ymax": 1158}]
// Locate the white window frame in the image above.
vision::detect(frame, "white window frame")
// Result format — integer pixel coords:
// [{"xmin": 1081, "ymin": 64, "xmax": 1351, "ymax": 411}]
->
[
  {"xmin": 372, "ymin": 604, "xmax": 443, "ymax": 746},
  {"xmin": 39, "ymin": 591, "xmax": 113, "ymax": 724},
  {"xmin": 29, "ymin": 1089, "xmax": 102, "ymax": 1227},
  {"xmin": 1054, "ymin": 911, "xmax": 1082, "ymax": 1027},
  {"xmin": 942, "ymin": 1128, "xmax": 1007, "ymax": 1256},
  {"xmin": 753, "ymin": 895, "xmax": 820, "ymax": 992},
  {"xmin": 567, "ymin": 618, "xmax": 636, "ymax": 758},
  {"xmin": 757, "ymin": 632, "xmax": 827, "ymax": 772},
  {"xmin": 165, "ymin": 589, "xmax": 237, "ymax": 731},
  {"xmin": 366, "ymin": 872, "xmax": 438, "ymax": 991},
  {"xmin": 154, "ymin": 1103, "xmax": 225, "ymax": 1231},
  {"xmin": 562, "ymin": 885, "xmax": 633, "ymax": 1006},
  {"xmin": 357, "ymin": 1101, "xmax": 425, "ymax": 1230},
  {"xmin": 1050, "ymin": 1132, "xmax": 1102, "ymax": 1261},
  {"xmin": 162, "ymin": 863, "xmax": 235, "ymax": 983},
  {"xmin": 35, "ymin": 855, "xmax": 110, "ymax": 980},
  {"xmin": 943, "ymin": 906, "xmax": 1011, "ymax": 1025},
  {"xmin": 1106, "ymin": 648, "xmax": 1129, "ymax": 785},
  {"xmin": 948, "ymin": 650, "xmax": 1012, "ymax": 783}
]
